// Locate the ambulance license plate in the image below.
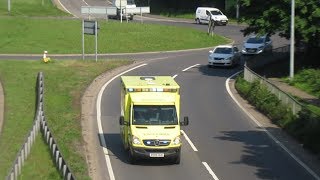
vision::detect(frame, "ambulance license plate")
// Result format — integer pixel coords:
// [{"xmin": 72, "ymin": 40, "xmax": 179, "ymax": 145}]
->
[{"xmin": 150, "ymin": 153, "xmax": 164, "ymax": 157}]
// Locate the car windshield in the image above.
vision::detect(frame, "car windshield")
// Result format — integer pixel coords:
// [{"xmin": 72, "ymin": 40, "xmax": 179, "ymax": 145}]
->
[
  {"xmin": 214, "ymin": 47, "xmax": 232, "ymax": 54},
  {"xmin": 246, "ymin": 37, "xmax": 264, "ymax": 44},
  {"xmin": 132, "ymin": 105, "xmax": 178, "ymax": 125},
  {"xmin": 210, "ymin": 10, "xmax": 222, "ymax": 15}
]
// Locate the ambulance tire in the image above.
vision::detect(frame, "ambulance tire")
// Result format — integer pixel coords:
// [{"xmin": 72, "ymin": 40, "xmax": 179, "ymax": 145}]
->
[
  {"xmin": 128, "ymin": 148, "xmax": 136, "ymax": 164},
  {"xmin": 172, "ymin": 151, "xmax": 181, "ymax": 164}
]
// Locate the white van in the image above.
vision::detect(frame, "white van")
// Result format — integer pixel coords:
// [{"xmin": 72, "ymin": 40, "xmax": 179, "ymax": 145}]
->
[{"xmin": 195, "ymin": 7, "xmax": 228, "ymax": 26}]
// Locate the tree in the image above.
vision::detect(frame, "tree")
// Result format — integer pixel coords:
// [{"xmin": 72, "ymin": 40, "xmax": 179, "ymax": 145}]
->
[{"xmin": 239, "ymin": 0, "xmax": 320, "ymax": 51}]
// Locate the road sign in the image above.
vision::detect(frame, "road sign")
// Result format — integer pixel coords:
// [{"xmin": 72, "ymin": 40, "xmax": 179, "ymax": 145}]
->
[
  {"xmin": 81, "ymin": 6, "xmax": 117, "ymax": 15},
  {"xmin": 84, "ymin": 20, "xmax": 98, "ymax": 35},
  {"xmin": 82, "ymin": 20, "xmax": 99, "ymax": 61},
  {"xmin": 125, "ymin": 7, "xmax": 150, "ymax": 14}
]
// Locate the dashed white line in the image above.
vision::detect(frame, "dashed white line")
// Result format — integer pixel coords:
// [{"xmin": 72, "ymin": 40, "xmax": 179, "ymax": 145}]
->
[
  {"xmin": 82, "ymin": 0, "xmax": 89, "ymax": 6},
  {"xmin": 179, "ymin": 65, "xmax": 219, "ymax": 180},
  {"xmin": 202, "ymin": 162, "xmax": 220, "ymax": 180},
  {"xmin": 226, "ymin": 71, "xmax": 320, "ymax": 180},
  {"xmin": 172, "ymin": 74, "xmax": 178, "ymax": 79},
  {"xmin": 182, "ymin": 64, "xmax": 201, "ymax": 72},
  {"xmin": 97, "ymin": 63, "xmax": 148, "ymax": 180}
]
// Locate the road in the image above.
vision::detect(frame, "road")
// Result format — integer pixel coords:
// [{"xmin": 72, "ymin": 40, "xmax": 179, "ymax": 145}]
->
[{"xmin": 16, "ymin": 0, "xmax": 319, "ymax": 179}]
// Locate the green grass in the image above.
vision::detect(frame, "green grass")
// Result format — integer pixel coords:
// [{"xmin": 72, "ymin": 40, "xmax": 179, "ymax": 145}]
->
[
  {"xmin": 0, "ymin": 59, "xmax": 133, "ymax": 179},
  {"xmin": 0, "ymin": 0, "xmax": 69, "ymax": 16},
  {"xmin": 19, "ymin": 135, "xmax": 62, "ymax": 179},
  {"xmin": 0, "ymin": 17, "xmax": 230, "ymax": 54},
  {"xmin": 159, "ymin": 12, "xmax": 195, "ymax": 19},
  {"xmin": 287, "ymin": 68, "xmax": 320, "ymax": 98}
]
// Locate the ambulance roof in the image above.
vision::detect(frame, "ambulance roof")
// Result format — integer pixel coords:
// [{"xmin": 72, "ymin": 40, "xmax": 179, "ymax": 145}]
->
[{"xmin": 121, "ymin": 76, "xmax": 179, "ymax": 89}]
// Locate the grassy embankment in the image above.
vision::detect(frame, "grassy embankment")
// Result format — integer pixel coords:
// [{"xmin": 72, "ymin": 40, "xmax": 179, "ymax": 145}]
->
[
  {"xmin": 0, "ymin": 60, "xmax": 132, "ymax": 179},
  {"xmin": 0, "ymin": 0, "xmax": 230, "ymax": 179}
]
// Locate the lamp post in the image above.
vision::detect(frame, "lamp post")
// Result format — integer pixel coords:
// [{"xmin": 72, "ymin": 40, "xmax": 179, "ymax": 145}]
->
[
  {"xmin": 236, "ymin": 0, "xmax": 239, "ymax": 19},
  {"xmin": 289, "ymin": 0, "xmax": 295, "ymax": 79}
]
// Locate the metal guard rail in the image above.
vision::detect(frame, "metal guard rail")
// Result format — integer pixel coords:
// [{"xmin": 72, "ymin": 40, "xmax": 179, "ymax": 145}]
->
[{"xmin": 6, "ymin": 72, "xmax": 75, "ymax": 180}]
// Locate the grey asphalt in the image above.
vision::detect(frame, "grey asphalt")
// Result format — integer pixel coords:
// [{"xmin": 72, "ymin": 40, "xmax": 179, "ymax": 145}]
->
[{"xmin": 94, "ymin": 52, "xmax": 319, "ymax": 180}]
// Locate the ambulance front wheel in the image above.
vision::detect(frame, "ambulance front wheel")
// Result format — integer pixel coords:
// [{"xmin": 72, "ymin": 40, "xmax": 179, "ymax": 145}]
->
[
  {"xmin": 128, "ymin": 148, "xmax": 136, "ymax": 164},
  {"xmin": 172, "ymin": 151, "xmax": 181, "ymax": 164}
]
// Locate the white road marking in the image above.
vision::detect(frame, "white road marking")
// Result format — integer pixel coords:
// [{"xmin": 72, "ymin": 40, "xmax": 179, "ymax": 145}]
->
[
  {"xmin": 97, "ymin": 63, "xmax": 148, "ymax": 180},
  {"xmin": 172, "ymin": 74, "xmax": 178, "ymax": 79},
  {"xmin": 202, "ymin": 162, "xmax": 220, "ymax": 180},
  {"xmin": 180, "ymin": 130, "xmax": 198, "ymax": 151},
  {"xmin": 226, "ymin": 71, "xmax": 320, "ymax": 180},
  {"xmin": 182, "ymin": 64, "xmax": 201, "ymax": 72},
  {"xmin": 82, "ymin": 0, "xmax": 89, "ymax": 6},
  {"xmin": 56, "ymin": 0, "xmax": 76, "ymax": 17},
  {"xmin": 173, "ymin": 71, "xmax": 198, "ymax": 152}
]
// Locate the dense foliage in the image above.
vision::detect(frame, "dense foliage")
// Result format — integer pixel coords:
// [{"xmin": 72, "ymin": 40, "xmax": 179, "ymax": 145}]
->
[
  {"xmin": 235, "ymin": 75, "xmax": 320, "ymax": 154},
  {"xmin": 135, "ymin": 0, "xmax": 226, "ymax": 13},
  {"xmin": 238, "ymin": 0, "xmax": 320, "ymax": 51}
]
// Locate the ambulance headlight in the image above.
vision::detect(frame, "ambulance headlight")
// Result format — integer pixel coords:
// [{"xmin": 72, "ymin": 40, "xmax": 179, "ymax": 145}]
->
[
  {"xmin": 173, "ymin": 136, "xmax": 181, "ymax": 145},
  {"xmin": 132, "ymin": 135, "xmax": 141, "ymax": 145}
]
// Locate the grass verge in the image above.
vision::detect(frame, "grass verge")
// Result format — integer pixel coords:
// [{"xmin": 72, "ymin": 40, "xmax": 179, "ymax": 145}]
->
[
  {"xmin": 19, "ymin": 135, "xmax": 62, "ymax": 179},
  {"xmin": 0, "ymin": 17, "xmax": 230, "ymax": 54},
  {"xmin": 0, "ymin": 59, "xmax": 133, "ymax": 179},
  {"xmin": 0, "ymin": 0, "xmax": 69, "ymax": 16}
]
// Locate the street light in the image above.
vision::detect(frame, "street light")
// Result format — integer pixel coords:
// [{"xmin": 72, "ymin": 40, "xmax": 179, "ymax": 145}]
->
[
  {"xmin": 289, "ymin": 0, "xmax": 295, "ymax": 79},
  {"xmin": 236, "ymin": 0, "xmax": 239, "ymax": 19}
]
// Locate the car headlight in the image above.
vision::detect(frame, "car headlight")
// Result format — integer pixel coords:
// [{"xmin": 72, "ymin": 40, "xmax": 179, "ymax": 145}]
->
[
  {"xmin": 173, "ymin": 136, "xmax": 181, "ymax": 145},
  {"xmin": 226, "ymin": 57, "xmax": 232, "ymax": 60},
  {"xmin": 132, "ymin": 135, "xmax": 141, "ymax": 145},
  {"xmin": 258, "ymin": 46, "xmax": 264, "ymax": 49}
]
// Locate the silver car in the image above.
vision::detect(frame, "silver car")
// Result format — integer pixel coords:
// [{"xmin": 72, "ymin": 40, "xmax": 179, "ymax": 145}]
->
[
  {"xmin": 208, "ymin": 45, "xmax": 241, "ymax": 67},
  {"xmin": 242, "ymin": 35, "xmax": 273, "ymax": 55}
]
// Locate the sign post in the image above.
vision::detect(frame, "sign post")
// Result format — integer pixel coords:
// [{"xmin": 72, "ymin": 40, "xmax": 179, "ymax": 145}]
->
[
  {"xmin": 81, "ymin": 6, "xmax": 117, "ymax": 61},
  {"xmin": 82, "ymin": 20, "xmax": 99, "ymax": 61}
]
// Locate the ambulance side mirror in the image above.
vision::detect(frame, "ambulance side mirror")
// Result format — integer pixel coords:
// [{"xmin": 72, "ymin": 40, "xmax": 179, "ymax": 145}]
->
[
  {"xmin": 119, "ymin": 116, "xmax": 125, "ymax": 125},
  {"xmin": 180, "ymin": 116, "xmax": 189, "ymax": 126}
]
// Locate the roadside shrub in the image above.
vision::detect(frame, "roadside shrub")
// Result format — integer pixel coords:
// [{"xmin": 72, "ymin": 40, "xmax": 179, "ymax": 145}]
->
[
  {"xmin": 235, "ymin": 75, "xmax": 320, "ymax": 154},
  {"xmin": 234, "ymin": 75, "xmax": 251, "ymax": 97},
  {"xmin": 285, "ymin": 108, "xmax": 320, "ymax": 154}
]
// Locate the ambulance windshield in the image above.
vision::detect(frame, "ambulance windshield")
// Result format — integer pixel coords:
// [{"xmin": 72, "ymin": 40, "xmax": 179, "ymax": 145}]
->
[{"xmin": 132, "ymin": 105, "xmax": 178, "ymax": 125}]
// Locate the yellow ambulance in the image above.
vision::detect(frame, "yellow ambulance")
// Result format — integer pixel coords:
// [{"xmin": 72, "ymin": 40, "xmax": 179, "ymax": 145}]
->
[{"xmin": 119, "ymin": 76, "xmax": 189, "ymax": 164}]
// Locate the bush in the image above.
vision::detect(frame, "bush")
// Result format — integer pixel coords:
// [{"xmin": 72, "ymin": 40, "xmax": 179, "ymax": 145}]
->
[
  {"xmin": 285, "ymin": 108, "xmax": 320, "ymax": 154},
  {"xmin": 235, "ymin": 75, "xmax": 320, "ymax": 154}
]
